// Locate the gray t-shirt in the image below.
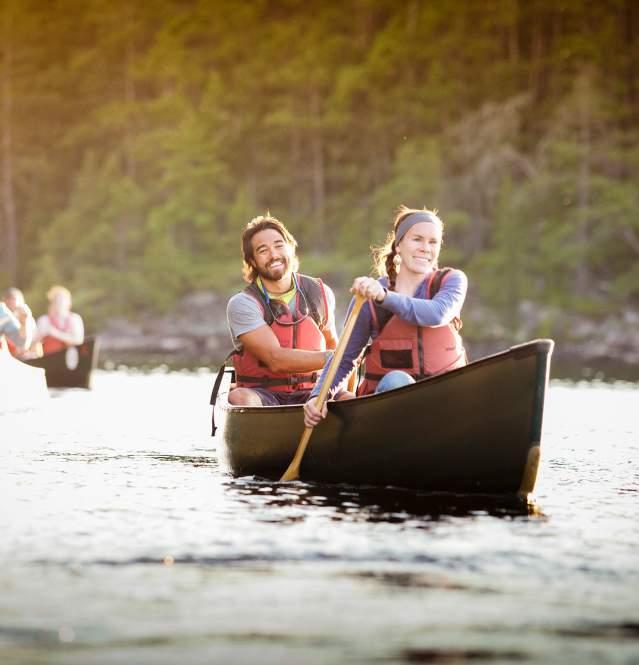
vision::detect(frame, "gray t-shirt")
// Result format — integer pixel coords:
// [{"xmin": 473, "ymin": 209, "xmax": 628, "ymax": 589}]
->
[{"xmin": 227, "ymin": 283, "xmax": 336, "ymax": 350}]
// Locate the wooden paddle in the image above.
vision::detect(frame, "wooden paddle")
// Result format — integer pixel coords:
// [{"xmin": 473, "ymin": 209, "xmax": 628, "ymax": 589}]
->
[{"xmin": 280, "ymin": 294, "xmax": 366, "ymax": 482}]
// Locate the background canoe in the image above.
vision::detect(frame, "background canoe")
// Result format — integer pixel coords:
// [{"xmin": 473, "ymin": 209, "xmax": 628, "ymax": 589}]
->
[
  {"xmin": 215, "ymin": 339, "xmax": 554, "ymax": 496},
  {"xmin": 24, "ymin": 336, "xmax": 99, "ymax": 389},
  {"xmin": 0, "ymin": 345, "xmax": 48, "ymax": 413}
]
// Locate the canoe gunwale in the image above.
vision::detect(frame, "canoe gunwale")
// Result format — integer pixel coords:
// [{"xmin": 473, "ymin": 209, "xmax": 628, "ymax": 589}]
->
[
  {"xmin": 214, "ymin": 338, "xmax": 554, "ymax": 493},
  {"xmin": 217, "ymin": 338, "xmax": 554, "ymax": 416}
]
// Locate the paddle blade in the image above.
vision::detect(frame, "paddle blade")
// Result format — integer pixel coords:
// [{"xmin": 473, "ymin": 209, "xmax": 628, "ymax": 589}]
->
[
  {"xmin": 279, "ymin": 294, "xmax": 365, "ymax": 483},
  {"xmin": 280, "ymin": 427, "xmax": 313, "ymax": 481},
  {"xmin": 279, "ymin": 462, "xmax": 300, "ymax": 482}
]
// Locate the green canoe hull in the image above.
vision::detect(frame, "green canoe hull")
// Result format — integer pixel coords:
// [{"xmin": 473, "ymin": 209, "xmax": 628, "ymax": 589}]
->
[
  {"xmin": 24, "ymin": 336, "xmax": 99, "ymax": 389},
  {"xmin": 215, "ymin": 339, "xmax": 554, "ymax": 495}
]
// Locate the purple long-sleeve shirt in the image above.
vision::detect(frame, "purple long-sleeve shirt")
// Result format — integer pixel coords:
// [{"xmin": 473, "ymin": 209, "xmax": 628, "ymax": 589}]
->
[{"xmin": 310, "ymin": 269, "xmax": 468, "ymax": 398}]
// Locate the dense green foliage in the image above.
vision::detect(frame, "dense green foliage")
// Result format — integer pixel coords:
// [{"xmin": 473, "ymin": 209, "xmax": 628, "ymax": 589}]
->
[{"xmin": 1, "ymin": 0, "xmax": 638, "ymax": 337}]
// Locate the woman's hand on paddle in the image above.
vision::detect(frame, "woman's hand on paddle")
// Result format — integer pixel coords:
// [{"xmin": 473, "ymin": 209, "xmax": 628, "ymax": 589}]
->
[
  {"xmin": 350, "ymin": 276, "xmax": 386, "ymax": 303},
  {"xmin": 304, "ymin": 397, "xmax": 327, "ymax": 428}
]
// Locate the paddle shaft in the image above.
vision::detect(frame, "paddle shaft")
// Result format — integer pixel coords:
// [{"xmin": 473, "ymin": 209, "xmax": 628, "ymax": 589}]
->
[{"xmin": 280, "ymin": 294, "xmax": 366, "ymax": 481}]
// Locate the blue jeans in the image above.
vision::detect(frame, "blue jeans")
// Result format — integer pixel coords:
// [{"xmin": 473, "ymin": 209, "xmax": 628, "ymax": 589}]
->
[{"xmin": 375, "ymin": 370, "xmax": 415, "ymax": 393}]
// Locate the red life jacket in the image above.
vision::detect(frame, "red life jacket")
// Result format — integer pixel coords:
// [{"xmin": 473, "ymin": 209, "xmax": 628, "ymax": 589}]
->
[
  {"xmin": 6, "ymin": 337, "xmax": 18, "ymax": 356},
  {"xmin": 357, "ymin": 268, "xmax": 467, "ymax": 396},
  {"xmin": 232, "ymin": 274, "xmax": 329, "ymax": 392},
  {"xmin": 41, "ymin": 314, "xmax": 74, "ymax": 355}
]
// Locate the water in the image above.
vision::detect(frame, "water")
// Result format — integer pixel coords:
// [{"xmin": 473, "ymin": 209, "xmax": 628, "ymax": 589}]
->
[{"xmin": 1, "ymin": 371, "xmax": 638, "ymax": 665}]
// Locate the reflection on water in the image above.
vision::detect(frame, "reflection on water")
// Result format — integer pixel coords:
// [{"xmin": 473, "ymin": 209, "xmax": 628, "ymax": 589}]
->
[
  {"xmin": 1, "ymin": 370, "xmax": 638, "ymax": 665},
  {"xmin": 225, "ymin": 478, "xmax": 540, "ymax": 525}
]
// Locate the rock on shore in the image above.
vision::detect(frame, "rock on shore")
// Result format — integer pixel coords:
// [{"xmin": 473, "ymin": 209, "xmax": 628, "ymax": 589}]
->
[{"xmin": 98, "ymin": 292, "xmax": 229, "ymax": 362}]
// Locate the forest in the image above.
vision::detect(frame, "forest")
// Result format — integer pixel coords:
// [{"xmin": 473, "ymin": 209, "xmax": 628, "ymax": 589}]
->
[{"xmin": 1, "ymin": 0, "xmax": 638, "ymax": 349}]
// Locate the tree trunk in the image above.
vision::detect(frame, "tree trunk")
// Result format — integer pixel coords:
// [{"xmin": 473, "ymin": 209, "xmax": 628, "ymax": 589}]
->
[
  {"xmin": 508, "ymin": 0, "xmax": 519, "ymax": 62},
  {"xmin": 623, "ymin": 0, "xmax": 638, "ymax": 125},
  {"xmin": 124, "ymin": 23, "xmax": 136, "ymax": 181},
  {"xmin": 356, "ymin": 0, "xmax": 374, "ymax": 50},
  {"xmin": 116, "ymin": 2, "xmax": 137, "ymax": 295},
  {"xmin": 1, "ymin": 2, "xmax": 17, "ymax": 284},
  {"xmin": 506, "ymin": 0, "xmax": 520, "ymax": 89},
  {"xmin": 247, "ymin": 168, "xmax": 258, "ymax": 211},
  {"xmin": 575, "ymin": 74, "xmax": 592, "ymax": 296},
  {"xmin": 289, "ymin": 111, "xmax": 302, "ymax": 216},
  {"xmin": 528, "ymin": 1, "xmax": 542, "ymax": 97},
  {"xmin": 310, "ymin": 87, "xmax": 325, "ymax": 237},
  {"xmin": 405, "ymin": 0, "xmax": 419, "ymax": 86}
]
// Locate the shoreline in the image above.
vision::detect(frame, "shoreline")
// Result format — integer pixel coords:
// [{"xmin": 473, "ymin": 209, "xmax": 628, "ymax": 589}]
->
[{"xmin": 92, "ymin": 291, "xmax": 639, "ymax": 381}]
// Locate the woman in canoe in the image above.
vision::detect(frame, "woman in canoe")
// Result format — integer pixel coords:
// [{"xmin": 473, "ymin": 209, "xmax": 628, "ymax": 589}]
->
[
  {"xmin": 35, "ymin": 285, "xmax": 84, "ymax": 355},
  {"xmin": 304, "ymin": 205, "xmax": 468, "ymax": 428}
]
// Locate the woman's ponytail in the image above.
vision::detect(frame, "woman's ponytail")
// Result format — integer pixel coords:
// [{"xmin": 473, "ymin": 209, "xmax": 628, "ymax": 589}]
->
[{"xmin": 385, "ymin": 247, "xmax": 398, "ymax": 291}]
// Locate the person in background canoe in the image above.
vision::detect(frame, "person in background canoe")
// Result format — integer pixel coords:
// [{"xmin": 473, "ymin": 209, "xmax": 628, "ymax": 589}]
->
[
  {"xmin": 0, "ymin": 299, "xmax": 33, "ymax": 354},
  {"xmin": 35, "ymin": 285, "xmax": 84, "ymax": 355},
  {"xmin": 303, "ymin": 205, "xmax": 468, "ymax": 428},
  {"xmin": 226, "ymin": 214, "xmax": 338, "ymax": 407},
  {"xmin": 1, "ymin": 288, "xmax": 38, "ymax": 357}
]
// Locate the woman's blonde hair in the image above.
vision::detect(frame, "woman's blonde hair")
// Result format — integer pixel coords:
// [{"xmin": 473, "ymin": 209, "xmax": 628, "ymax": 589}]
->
[
  {"xmin": 371, "ymin": 205, "xmax": 443, "ymax": 291},
  {"xmin": 47, "ymin": 285, "xmax": 72, "ymax": 305}
]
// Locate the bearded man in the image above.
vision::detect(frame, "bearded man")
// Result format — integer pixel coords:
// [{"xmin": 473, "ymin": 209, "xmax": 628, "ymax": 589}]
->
[{"xmin": 226, "ymin": 214, "xmax": 337, "ymax": 406}]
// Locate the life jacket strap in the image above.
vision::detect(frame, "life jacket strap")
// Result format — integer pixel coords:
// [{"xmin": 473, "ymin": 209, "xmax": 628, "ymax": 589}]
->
[
  {"xmin": 428, "ymin": 267, "xmax": 452, "ymax": 298},
  {"xmin": 243, "ymin": 273, "xmax": 327, "ymax": 330},
  {"xmin": 210, "ymin": 353, "xmax": 236, "ymax": 437},
  {"xmin": 234, "ymin": 372, "xmax": 318, "ymax": 387}
]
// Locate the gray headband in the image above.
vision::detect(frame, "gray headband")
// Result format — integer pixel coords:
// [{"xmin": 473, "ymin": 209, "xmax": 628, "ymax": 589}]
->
[{"xmin": 394, "ymin": 212, "xmax": 439, "ymax": 248}]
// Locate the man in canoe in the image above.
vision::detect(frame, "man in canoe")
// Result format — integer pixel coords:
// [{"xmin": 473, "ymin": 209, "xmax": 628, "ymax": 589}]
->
[
  {"xmin": 226, "ymin": 214, "xmax": 338, "ymax": 406},
  {"xmin": 1, "ymin": 288, "xmax": 39, "ymax": 357},
  {"xmin": 35, "ymin": 285, "xmax": 84, "ymax": 355},
  {"xmin": 0, "ymin": 300, "xmax": 33, "ymax": 354},
  {"xmin": 304, "ymin": 206, "xmax": 468, "ymax": 428}
]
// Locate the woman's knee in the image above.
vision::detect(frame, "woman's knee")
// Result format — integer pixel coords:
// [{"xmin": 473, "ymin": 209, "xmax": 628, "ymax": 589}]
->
[{"xmin": 375, "ymin": 371, "xmax": 415, "ymax": 394}]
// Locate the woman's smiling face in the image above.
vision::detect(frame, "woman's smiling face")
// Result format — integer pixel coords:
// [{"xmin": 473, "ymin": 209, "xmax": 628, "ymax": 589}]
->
[{"xmin": 396, "ymin": 221, "xmax": 442, "ymax": 275}]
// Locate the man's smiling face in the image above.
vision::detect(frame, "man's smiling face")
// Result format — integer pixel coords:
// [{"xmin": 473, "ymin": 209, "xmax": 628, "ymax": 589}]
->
[{"xmin": 250, "ymin": 228, "xmax": 295, "ymax": 283}]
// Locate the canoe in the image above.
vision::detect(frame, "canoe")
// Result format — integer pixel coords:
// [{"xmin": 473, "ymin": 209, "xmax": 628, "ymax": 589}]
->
[
  {"xmin": 0, "ymin": 344, "xmax": 48, "ymax": 413},
  {"xmin": 214, "ymin": 339, "xmax": 554, "ymax": 497},
  {"xmin": 23, "ymin": 336, "xmax": 99, "ymax": 389}
]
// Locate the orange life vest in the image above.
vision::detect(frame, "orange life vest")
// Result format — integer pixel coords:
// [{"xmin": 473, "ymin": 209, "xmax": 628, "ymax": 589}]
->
[
  {"xmin": 41, "ymin": 314, "xmax": 74, "ymax": 355},
  {"xmin": 232, "ymin": 274, "xmax": 329, "ymax": 392},
  {"xmin": 357, "ymin": 268, "xmax": 467, "ymax": 396}
]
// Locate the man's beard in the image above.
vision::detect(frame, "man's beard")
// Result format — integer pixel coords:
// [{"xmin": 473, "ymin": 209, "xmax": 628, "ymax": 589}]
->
[{"xmin": 256, "ymin": 257, "xmax": 290, "ymax": 283}]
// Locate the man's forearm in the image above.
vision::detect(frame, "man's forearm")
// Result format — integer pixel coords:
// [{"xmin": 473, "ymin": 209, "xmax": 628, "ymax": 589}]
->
[{"xmin": 265, "ymin": 347, "xmax": 329, "ymax": 374}]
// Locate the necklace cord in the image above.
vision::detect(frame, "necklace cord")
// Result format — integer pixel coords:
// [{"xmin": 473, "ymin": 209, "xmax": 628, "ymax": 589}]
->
[{"xmin": 264, "ymin": 273, "xmax": 310, "ymax": 326}]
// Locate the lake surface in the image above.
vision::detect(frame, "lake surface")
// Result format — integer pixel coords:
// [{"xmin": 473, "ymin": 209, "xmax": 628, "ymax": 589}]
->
[{"xmin": 1, "ymin": 370, "xmax": 638, "ymax": 665}]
